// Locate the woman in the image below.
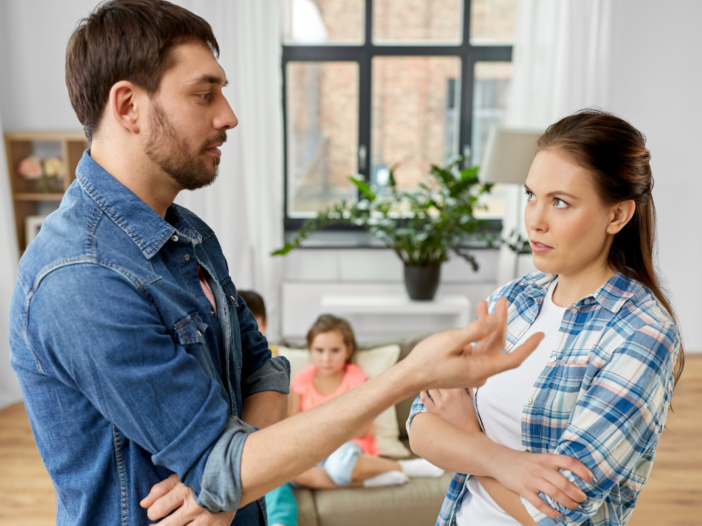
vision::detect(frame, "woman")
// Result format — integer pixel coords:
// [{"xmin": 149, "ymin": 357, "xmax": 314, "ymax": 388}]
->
[{"xmin": 408, "ymin": 110, "xmax": 683, "ymax": 526}]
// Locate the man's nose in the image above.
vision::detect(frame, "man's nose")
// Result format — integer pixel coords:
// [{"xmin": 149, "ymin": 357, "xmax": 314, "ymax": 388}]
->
[{"xmin": 215, "ymin": 96, "xmax": 238, "ymax": 131}]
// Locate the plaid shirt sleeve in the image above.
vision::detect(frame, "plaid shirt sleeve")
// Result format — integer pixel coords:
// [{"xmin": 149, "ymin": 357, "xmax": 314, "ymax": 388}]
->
[{"xmin": 522, "ymin": 317, "xmax": 680, "ymax": 526}]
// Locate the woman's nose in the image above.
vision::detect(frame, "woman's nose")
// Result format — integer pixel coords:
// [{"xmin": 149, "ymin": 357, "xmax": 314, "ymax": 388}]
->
[{"xmin": 526, "ymin": 204, "xmax": 547, "ymax": 232}]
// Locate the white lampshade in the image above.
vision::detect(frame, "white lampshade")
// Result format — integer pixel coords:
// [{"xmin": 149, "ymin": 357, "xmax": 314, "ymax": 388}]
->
[{"xmin": 479, "ymin": 127, "xmax": 543, "ymax": 185}]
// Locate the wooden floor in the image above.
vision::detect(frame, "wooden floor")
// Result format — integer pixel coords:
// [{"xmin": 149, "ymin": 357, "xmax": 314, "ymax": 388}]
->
[{"xmin": 1, "ymin": 358, "xmax": 701, "ymax": 526}]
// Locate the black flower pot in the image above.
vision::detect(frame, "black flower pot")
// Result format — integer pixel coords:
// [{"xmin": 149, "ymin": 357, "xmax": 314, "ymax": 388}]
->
[{"xmin": 404, "ymin": 265, "xmax": 441, "ymax": 301}]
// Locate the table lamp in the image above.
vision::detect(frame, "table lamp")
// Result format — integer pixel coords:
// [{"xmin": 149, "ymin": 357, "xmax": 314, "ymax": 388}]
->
[{"xmin": 479, "ymin": 127, "xmax": 543, "ymax": 285}]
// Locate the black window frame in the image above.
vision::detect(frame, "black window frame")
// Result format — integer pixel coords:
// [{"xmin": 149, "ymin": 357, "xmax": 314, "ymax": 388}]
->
[{"xmin": 282, "ymin": 0, "xmax": 512, "ymax": 232}]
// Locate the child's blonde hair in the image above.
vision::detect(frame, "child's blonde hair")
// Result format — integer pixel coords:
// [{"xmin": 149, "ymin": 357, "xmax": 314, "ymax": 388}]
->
[{"xmin": 306, "ymin": 314, "xmax": 357, "ymax": 364}]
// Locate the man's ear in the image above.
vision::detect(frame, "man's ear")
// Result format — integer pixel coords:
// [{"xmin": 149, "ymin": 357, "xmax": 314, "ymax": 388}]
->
[
  {"xmin": 107, "ymin": 80, "xmax": 142, "ymax": 134},
  {"xmin": 607, "ymin": 200, "xmax": 637, "ymax": 235}
]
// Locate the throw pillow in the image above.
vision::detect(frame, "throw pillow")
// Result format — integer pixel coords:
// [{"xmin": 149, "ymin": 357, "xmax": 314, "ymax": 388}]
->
[{"xmin": 276, "ymin": 344, "xmax": 411, "ymax": 458}]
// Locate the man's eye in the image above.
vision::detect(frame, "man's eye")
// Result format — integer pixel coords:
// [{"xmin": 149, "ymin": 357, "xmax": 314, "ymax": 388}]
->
[{"xmin": 198, "ymin": 93, "xmax": 211, "ymax": 101}]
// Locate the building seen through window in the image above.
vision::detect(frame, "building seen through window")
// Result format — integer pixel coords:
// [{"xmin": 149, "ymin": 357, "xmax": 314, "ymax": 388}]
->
[{"xmin": 283, "ymin": 0, "xmax": 517, "ymax": 226}]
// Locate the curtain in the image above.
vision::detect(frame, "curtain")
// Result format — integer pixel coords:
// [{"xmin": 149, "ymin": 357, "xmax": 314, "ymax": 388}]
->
[
  {"xmin": 507, "ymin": 0, "xmax": 612, "ymax": 127},
  {"xmin": 0, "ymin": 102, "xmax": 22, "ymax": 409},
  {"xmin": 496, "ymin": 0, "xmax": 612, "ymax": 285},
  {"xmin": 174, "ymin": 0, "xmax": 285, "ymax": 339}
]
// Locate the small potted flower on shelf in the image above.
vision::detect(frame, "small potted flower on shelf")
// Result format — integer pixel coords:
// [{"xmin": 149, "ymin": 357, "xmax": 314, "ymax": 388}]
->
[{"xmin": 18, "ymin": 155, "xmax": 65, "ymax": 193}]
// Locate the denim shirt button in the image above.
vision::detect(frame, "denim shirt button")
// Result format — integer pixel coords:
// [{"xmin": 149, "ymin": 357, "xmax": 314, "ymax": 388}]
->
[
  {"xmin": 171, "ymin": 235, "xmax": 178, "ymax": 242},
  {"xmin": 184, "ymin": 254, "xmax": 190, "ymax": 261}
]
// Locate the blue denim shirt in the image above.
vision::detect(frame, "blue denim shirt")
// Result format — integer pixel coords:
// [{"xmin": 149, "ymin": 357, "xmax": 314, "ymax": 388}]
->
[{"xmin": 9, "ymin": 151, "xmax": 290, "ymax": 526}]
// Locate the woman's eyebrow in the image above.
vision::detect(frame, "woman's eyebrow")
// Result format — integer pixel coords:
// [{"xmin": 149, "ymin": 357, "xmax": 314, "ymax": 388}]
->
[
  {"xmin": 524, "ymin": 185, "xmax": 578, "ymax": 200},
  {"xmin": 547, "ymin": 191, "xmax": 579, "ymax": 200}
]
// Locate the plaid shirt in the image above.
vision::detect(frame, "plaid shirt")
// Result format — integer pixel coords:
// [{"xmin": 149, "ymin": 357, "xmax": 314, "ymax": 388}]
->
[{"xmin": 407, "ymin": 272, "xmax": 680, "ymax": 526}]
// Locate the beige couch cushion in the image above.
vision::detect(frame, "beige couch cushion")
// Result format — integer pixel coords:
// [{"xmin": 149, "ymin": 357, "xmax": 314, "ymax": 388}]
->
[
  {"xmin": 292, "ymin": 488, "xmax": 319, "ymax": 526},
  {"xmin": 312, "ymin": 473, "xmax": 452, "ymax": 526}
]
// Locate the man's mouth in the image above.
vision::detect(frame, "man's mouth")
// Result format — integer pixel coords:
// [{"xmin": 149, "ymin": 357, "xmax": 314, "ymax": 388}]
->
[
  {"xmin": 205, "ymin": 143, "xmax": 223, "ymax": 157},
  {"xmin": 530, "ymin": 239, "xmax": 554, "ymax": 253}
]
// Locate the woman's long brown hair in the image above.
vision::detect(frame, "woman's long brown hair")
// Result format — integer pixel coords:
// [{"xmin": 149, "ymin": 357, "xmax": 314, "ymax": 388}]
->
[{"xmin": 538, "ymin": 109, "xmax": 684, "ymax": 386}]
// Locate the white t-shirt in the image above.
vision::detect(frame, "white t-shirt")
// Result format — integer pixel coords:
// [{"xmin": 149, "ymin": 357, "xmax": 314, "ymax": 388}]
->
[{"xmin": 456, "ymin": 279, "xmax": 566, "ymax": 526}]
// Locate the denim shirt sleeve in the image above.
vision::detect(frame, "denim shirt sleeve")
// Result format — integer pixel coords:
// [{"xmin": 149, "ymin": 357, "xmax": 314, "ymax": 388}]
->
[
  {"xmin": 197, "ymin": 416, "xmax": 258, "ymax": 512},
  {"xmin": 522, "ymin": 323, "xmax": 680, "ymax": 526},
  {"xmin": 24, "ymin": 265, "xmax": 232, "ymax": 495},
  {"xmin": 241, "ymin": 356, "xmax": 291, "ymax": 397},
  {"xmin": 236, "ymin": 296, "xmax": 290, "ymax": 398}
]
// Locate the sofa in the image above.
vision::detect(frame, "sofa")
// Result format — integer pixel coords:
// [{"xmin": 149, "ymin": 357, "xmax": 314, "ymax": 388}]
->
[{"xmin": 284, "ymin": 338, "xmax": 453, "ymax": 526}]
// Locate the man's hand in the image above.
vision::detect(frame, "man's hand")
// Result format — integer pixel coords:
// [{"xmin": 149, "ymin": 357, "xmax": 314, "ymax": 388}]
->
[
  {"xmin": 140, "ymin": 474, "xmax": 236, "ymax": 526},
  {"xmin": 401, "ymin": 298, "xmax": 544, "ymax": 391}
]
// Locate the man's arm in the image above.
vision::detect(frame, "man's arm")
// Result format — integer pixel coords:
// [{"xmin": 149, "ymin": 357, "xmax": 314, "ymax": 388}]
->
[
  {"xmin": 236, "ymin": 318, "xmax": 542, "ymax": 507},
  {"xmin": 241, "ymin": 391, "xmax": 287, "ymax": 429},
  {"xmin": 141, "ymin": 299, "xmax": 541, "ymax": 517}
]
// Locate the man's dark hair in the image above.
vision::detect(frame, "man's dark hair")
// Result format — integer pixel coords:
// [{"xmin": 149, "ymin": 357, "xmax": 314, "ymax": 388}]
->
[
  {"xmin": 238, "ymin": 290, "xmax": 266, "ymax": 323},
  {"xmin": 65, "ymin": 0, "xmax": 219, "ymax": 142}
]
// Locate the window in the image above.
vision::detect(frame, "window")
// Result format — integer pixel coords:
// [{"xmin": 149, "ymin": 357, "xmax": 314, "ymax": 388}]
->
[{"xmin": 283, "ymin": 0, "xmax": 517, "ymax": 230}]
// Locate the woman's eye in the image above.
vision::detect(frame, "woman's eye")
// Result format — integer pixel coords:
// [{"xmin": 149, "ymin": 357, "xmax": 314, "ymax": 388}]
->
[
  {"xmin": 525, "ymin": 190, "xmax": 535, "ymax": 201},
  {"xmin": 554, "ymin": 198, "xmax": 568, "ymax": 209}
]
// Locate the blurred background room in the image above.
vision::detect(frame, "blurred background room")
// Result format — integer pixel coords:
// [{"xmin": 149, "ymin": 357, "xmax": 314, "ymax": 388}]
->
[{"xmin": 0, "ymin": 0, "xmax": 700, "ymax": 525}]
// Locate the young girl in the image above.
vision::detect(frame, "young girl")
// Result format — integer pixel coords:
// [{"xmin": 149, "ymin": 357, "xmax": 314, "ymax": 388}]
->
[
  {"xmin": 408, "ymin": 110, "xmax": 683, "ymax": 526},
  {"xmin": 290, "ymin": 314, "xmax": 445, "ymax": 489}
]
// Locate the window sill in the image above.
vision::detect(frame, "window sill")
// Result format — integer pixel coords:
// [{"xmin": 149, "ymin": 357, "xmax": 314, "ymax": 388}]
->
[{"xmin": 283, "ymin": 230, "xmax": 500, "ymax": 250}]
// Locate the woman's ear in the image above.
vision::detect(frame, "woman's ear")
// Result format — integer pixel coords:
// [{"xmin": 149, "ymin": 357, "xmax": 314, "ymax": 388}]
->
[{"xmin": 607, "ymin": 200, "xmax": 637, "ymax": 235}]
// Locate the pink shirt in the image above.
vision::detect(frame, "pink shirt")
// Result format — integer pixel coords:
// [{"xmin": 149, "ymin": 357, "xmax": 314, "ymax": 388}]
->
[{"xmin": 291, "ymin": 364, "xmax": 378, "ymax": 456}]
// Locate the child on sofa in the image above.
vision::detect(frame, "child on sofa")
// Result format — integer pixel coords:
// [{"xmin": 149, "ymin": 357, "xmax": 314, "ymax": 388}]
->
[
  {"xmin": 238, "ymin": 290, "xmax": 297, "ymax": 526},
  {"xmin": 290, "ymin": 314, "xmax": 444, "ymax": 489}
]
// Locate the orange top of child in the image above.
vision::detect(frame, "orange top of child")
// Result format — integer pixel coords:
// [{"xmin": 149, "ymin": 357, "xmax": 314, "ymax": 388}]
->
[{"xmin": 291, "ymin": 363, "xmax": 378, "ymax": 457}]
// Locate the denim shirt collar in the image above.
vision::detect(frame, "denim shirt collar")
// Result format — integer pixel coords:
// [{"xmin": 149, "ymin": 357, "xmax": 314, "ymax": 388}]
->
[
  {"xmin": 521, "ymin": 271, "xmax": 641, "ymax": 314},
  {"xmin": 76, "ymin": 150, "xmax": 201, "ymax": 259}
]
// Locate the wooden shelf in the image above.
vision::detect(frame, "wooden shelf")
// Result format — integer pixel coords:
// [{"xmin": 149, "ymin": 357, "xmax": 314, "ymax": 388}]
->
[
  {"xmin": 13, "ymin": 193, "xmax": 65, "ymax": 201},
  {"xmin": 4, "ymin": 131, "xmax": 88, "ymax": 252},
  {"xmin": 4, "ymin": 131, "xmax": 87, "ymax": 142}
]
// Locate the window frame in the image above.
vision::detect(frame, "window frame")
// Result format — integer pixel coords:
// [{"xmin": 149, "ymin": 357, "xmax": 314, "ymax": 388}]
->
[{"xmin": 282, "ymin": 0, "xmax": 513, "ymax": 232}]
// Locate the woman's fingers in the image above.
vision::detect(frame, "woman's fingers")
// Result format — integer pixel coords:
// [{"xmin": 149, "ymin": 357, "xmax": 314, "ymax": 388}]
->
[
  {"xmin": 140, "ymin": 473, "xmax": 179, "ymax": 508},
  {"xmin": 552, "ymin": 454, "xmax": 595, "ymax": 488},
  {"xmin": 523, "ymin": 490, "xmax": 565, "ymax": 522},
  {"xmin": 538, "ymin": 478, "xmax": 579, "ymax": 510},
  {"xmin": 420, "ymin": 390, "xmax": 435, "ymax": 410}
]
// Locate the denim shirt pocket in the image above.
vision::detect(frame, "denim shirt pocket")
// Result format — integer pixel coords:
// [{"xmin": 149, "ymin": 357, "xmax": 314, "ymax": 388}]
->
[{"xmin": 173, "ymin": 313, "xmax": 218, "ymax": 380}]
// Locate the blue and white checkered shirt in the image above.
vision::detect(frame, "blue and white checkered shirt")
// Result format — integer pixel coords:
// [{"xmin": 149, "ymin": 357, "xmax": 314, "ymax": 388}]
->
[{"xmin": 407, "ymin": 272, "xmax": 680, "ymax": 526}]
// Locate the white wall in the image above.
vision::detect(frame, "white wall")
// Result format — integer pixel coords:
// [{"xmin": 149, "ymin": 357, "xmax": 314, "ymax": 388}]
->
[
  {"xmin": 607, "ymin": 0, "xmax": 702, "ymax": 352},
  {"xmin": 0, "ymin": 0, "xmax": 100, "ymax": 131}
]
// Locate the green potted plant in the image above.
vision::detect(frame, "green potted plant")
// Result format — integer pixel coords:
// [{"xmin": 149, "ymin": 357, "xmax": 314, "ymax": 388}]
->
[{"xmin": 273, "ymin": 157, "xmax": 496, "ymax": 300}]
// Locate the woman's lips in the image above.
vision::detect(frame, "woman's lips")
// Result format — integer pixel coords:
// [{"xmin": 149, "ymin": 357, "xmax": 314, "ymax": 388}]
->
[{"xmin": 530, "ymin": 239, "xmax": 554, "ymax": 253}]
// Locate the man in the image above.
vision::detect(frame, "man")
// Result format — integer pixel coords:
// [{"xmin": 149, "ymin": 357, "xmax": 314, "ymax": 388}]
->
[{"xmin": 8, "ymin": 1, "xmax": 541, "ymax": 525}]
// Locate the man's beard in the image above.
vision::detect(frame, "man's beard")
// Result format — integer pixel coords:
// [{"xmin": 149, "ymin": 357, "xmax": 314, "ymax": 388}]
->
[{"xmin": 144, "ymin": 102, "xmax": 227, "ymax": 191}]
